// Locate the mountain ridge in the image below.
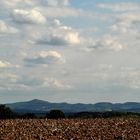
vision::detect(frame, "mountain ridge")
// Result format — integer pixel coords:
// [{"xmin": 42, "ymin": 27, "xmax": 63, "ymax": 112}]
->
[{"xmin": 5, "ymin": 99, "xmax": 140, "ymax": 113}]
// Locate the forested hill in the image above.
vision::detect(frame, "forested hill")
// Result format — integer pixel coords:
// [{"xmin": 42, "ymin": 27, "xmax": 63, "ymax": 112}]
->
[{"xmin": 5, "ymin": 99, "xmax": 140, "ymax": 113}]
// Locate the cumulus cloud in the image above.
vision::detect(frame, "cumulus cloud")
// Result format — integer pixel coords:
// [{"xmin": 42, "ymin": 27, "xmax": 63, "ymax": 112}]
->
[
  {"xmin": 36, "ymin": 20, "xmax": 80, "ymax": 46},
  {"xmin": 11, "ymin": 9, "xmax": 46, "ymax": 24},
  {"xmin": 24, "ymin": 51, "xmax": 65, "ymax": 66},
  {"xmin": 88, "ymin": 35, "xmax": 125, "ymax": 52},
  {"xmin": 52, "ymin": 19, "xmax": 62, "ymax": 26},
  {"xmin": 111, "ymin": 21, "xmax": 130, "ymax": 34},
  {"xmin": 0, "ymin": 20, "xmax": 18, "ymax": 34},
  {"xmin": 0, "ymin": 60, "xmax": 13, "ymax": 68},
  {"xmin": 47, "ymin": 0, "xmax": 69, "ymax": 7},
  {"xmin": 97, "ymin": 2, "xmax": 140, "ymax": 35},
  {"xmin": 118, "ymin": 12, "xmax": 140, "ymax": 25},
  {"xmin": 108, "ymin": 5, "xmax": 140, "ymax": 34}
]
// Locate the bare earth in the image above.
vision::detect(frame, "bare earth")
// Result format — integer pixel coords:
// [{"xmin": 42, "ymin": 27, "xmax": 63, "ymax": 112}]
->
[{"xmin": 0, "ymin": 118, "xmax": 140, "ymax": 140}]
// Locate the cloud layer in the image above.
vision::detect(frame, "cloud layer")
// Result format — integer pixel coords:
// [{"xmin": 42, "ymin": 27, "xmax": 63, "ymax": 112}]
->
[{"xmin": 0, "ymin": 0, "xmax": 140, "ymax": 103}]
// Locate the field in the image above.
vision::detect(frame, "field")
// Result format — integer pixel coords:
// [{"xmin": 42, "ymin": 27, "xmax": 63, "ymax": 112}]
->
[{"xmin": 0, "ymin": 118, "xmax": 140, "ymax": 140}]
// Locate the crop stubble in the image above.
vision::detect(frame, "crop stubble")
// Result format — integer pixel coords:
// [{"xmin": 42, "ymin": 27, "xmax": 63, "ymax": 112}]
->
[{"xmin": 0, "ymin": 118, "xmax": 140, "ymax": 140}]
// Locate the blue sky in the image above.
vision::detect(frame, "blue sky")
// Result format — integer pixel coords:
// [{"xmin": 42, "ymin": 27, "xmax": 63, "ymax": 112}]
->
[{"xmin": 0, "ymin": 0, "xmax": 140, "ymax": 103}]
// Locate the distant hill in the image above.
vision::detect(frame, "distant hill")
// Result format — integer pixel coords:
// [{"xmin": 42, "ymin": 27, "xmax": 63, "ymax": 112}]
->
[{"xmin": 5, "ymin": 99, "xmax": 140, "ymax": 113}]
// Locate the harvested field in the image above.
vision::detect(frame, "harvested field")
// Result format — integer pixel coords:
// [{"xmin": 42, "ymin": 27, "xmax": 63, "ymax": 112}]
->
[{"xmin": 0, "ymin": 118, "xmax": 140, "ymax": 140}]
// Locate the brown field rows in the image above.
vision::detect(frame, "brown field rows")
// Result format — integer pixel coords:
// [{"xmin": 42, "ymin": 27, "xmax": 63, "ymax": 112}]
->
[{"xmin": 0, "ymin": 118, "xmax": 140, "ymax": 140}]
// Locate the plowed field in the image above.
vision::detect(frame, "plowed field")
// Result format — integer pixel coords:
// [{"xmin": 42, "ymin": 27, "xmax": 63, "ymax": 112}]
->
[{"xmin": 0, "ymin": 118, "xmax": 140, "ymax": 140}]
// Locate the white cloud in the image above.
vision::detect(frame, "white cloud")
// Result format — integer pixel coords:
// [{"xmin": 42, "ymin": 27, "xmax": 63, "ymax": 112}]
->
[
  {"xmin": 1, "ymin": 0, "xmax": 92, "ymax": 22},
  {"xmin": 110, "ymin": 9, "xmax": 140, "ymax": 34},
  {"xmin": 111, "ymin": 21, "xmax": 130, "ymax": 33},
  {"xmin": 97, "ymin": 2, "xmax": 140, "ymax": 35},
  {"xmin": 24, "ymin": 51, "xmax": 65, "ymax": 66},
  {"xmin": 0, "ymin": 60, "xmax": 12, "ymax": 68},
  {"xmin": 0, "ymin": 20, "xmax": 18, "ymax": 34},
  {"xmin": 36, "ymin": 20, "xmax": 80, "ymax": 46},
  {"xmin": 52, "ymin": 19, "xmax": 62, "ymax": 26},
  {"xmin": 11, "ymin": 9, "xmax": 46, "ymax": 24},
  {"xmin": 88, "ymin": 35, "xmax": 125, "ymax": 52},
  {"xmin": 0, "ymin": 60, "xmax": 19, "ymax": 68},
  {"xmin": 47, "ymin": 0, "xmax": 69, "ymax": 7},
  {"xmin": 119, "ymin": 12, "xmax": 140, "ymax": 25}
]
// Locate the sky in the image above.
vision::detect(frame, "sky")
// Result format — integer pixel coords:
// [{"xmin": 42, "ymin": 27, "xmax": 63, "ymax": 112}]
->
[{"xmin": 0, "ymin": 0, "xmax": 140, "ymax": 104}]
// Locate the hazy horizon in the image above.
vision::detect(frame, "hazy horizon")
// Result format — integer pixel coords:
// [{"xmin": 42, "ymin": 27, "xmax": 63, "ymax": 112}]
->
[
  {"xmin": 3, "ymin": 98, "xmax": 140, "ymax": 105},
  {"xmin": 1, "ymin": 0, "xmax": 140, "ymax": 104}
]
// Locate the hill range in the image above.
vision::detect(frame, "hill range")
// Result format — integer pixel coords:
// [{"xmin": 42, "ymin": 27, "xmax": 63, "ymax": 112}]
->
[{"xmin": 5, "ymin": 99, "xmax": 140, "ymax": 113}]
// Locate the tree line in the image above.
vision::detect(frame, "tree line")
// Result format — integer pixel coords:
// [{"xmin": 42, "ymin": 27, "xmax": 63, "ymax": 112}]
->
[
  {"xmin": 0, "ymin": 104, "xmax": 140, "ymax": 119},
  {"xmin": 0, "ymin": 105, "xmax": 65, "ymax": 119}
]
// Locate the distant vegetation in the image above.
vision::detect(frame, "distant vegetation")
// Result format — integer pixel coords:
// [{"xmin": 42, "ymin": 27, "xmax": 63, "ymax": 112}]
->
[
  {"xmin": 1, "ymin": 104, "xmax": 140, "ymax": 119},
  {"xmin": 0, "ymin": 105, "xmax": 16, "ymax": 119},
  {"xmin": 46, "ymin": 109, "xmax": 65, "ymax": 119},
  {"xmin": 20, "ymin": 113, "xmax": 37, "ymax": 119},
  {"xmin": 69, "ymin": 111, "xmax": 140, "ymax": 119}
]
